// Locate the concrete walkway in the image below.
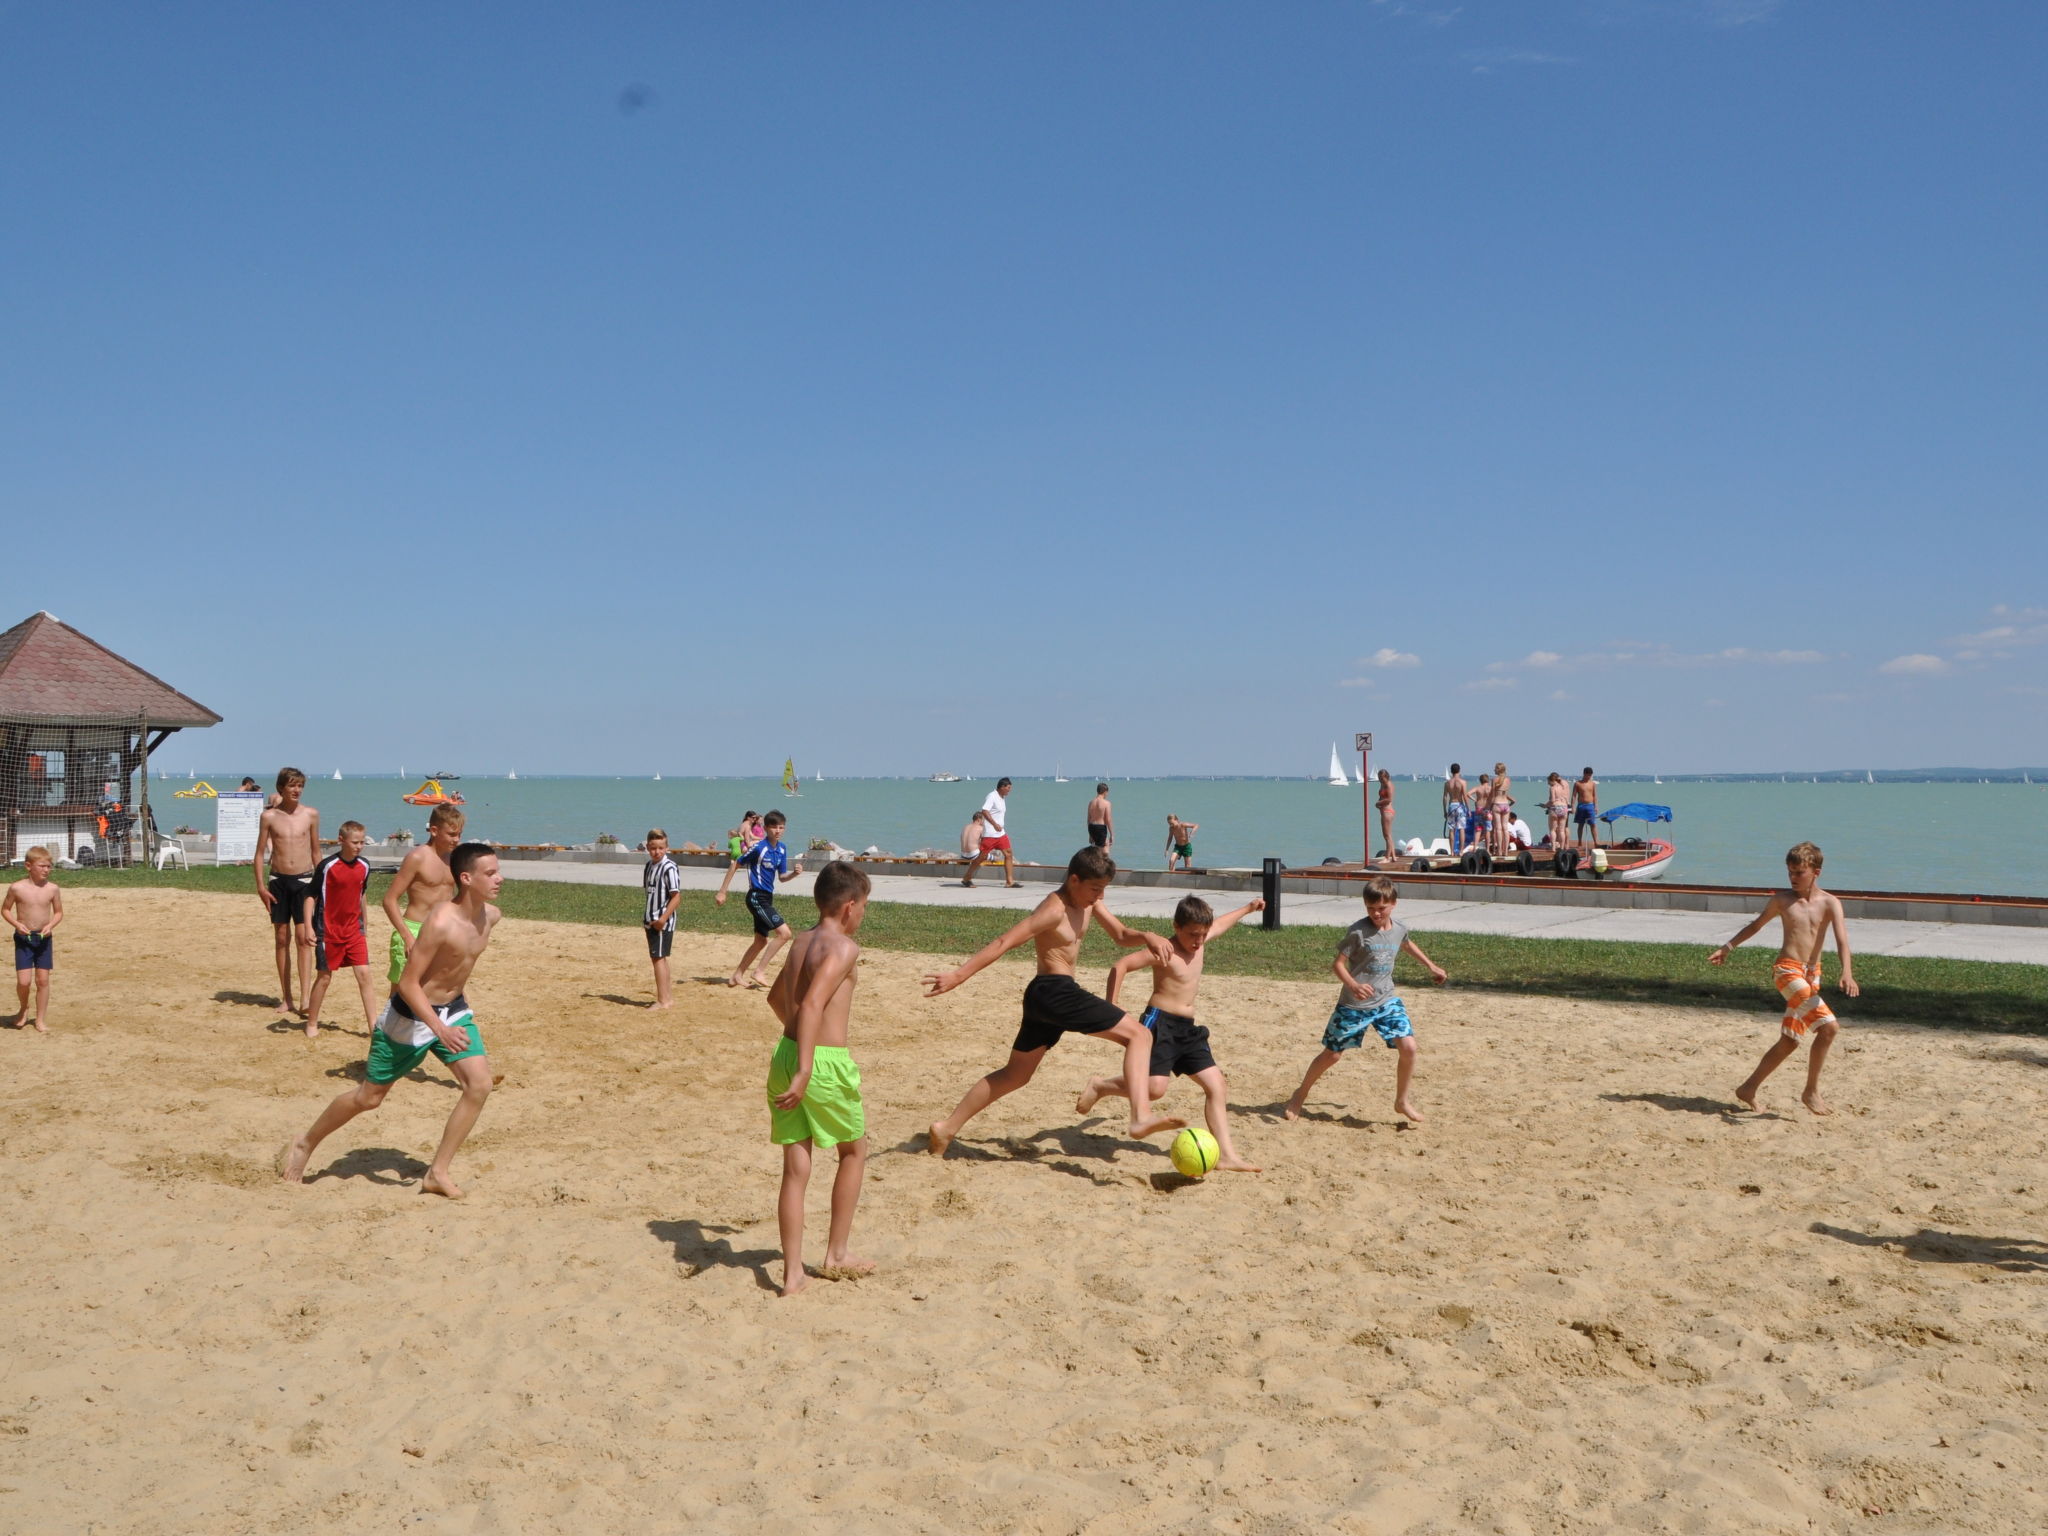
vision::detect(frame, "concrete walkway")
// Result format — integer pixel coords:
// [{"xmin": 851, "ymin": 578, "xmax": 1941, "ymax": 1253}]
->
[{"xmin": 506, "ymin": 860, "xmax": 2048, "ymax": 966}]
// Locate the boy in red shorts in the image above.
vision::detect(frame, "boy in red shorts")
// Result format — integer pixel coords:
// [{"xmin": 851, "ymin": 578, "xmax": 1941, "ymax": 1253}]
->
[{"xmin": 305, "ymin": 821, "xmax": 377, "ymax": 1040}]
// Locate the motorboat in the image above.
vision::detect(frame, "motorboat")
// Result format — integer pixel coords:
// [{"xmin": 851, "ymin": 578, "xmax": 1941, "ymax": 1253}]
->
[{"xmin": 929, "ymin": 771, "xmax": 963, "ymax": 783}]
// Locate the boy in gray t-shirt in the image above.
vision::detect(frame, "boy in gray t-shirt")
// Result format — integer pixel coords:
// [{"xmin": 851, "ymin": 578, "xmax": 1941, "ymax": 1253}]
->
[{"xmin": 1283, "ymin": 877, "xmax": 1446, "ymax": 1126}]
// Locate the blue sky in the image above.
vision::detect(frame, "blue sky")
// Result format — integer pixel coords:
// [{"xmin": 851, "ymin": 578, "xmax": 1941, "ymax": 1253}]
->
[{"xmin": 5, "ymin": 1, "xmax": 2042, "ymax": 777}]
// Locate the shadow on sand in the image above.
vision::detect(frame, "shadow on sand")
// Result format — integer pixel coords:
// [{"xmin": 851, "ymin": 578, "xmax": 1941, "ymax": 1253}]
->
[
  {"xmin": 1810, "ymin": 1223, "xmax": 2048, "ymax": 1273},
  {"xmin": 305, "ymin": 1146, "xmax": 426, "ymax": 1186},
  {"xmin": 646, "ymin": 1219, "xmax": 778, "ymax": 1290},
  {"xmin": 1600, "ymin": 1092, "xmax": 1763, "ymax": 1119},
  {"xmin": 215, "ymin": 989, "xmax": 283, "ymax": 1009}
]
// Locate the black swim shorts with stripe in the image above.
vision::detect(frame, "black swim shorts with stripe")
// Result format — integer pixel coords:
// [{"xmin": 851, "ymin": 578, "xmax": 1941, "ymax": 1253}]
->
[{"xmin": 1012, "ymin": 973, "xmax": 1127, "ymax": 1054}]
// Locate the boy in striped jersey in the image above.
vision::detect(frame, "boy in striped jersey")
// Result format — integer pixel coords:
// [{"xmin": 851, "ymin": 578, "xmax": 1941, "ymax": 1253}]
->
[{"xmin": 643, "ymin": 829, "xmax": 683, "ymax": 1009}]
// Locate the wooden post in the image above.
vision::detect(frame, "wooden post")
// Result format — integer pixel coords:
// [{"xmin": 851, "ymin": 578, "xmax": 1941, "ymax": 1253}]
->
[
  {"xmin": 138, "ymin": 713, "xmax": 151, "ymax": 870},
  {"xmin": 1355, "ymin": 732, "xmax": 1373, "ymax": 866}
]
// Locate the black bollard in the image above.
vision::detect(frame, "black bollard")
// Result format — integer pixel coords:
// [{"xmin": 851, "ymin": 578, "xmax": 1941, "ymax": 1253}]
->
[{"xmin": 1261, "ymin": 857, "xmax": 1281, "ymax": 929}]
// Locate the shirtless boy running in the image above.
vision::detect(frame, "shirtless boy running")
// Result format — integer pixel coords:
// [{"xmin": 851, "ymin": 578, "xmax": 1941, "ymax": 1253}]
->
[
  {"xmin": 254, "ymin": 767, "xmax": 321, "ymax": 1020},
  {"xmin": 281, "ymin": 842, "xmax": 503, "ymax": 1198},
  {"xmin": 383, "ymin": 803, "xmax": 464, "ymax": 986},
  {"xmin": 764, "ymin": 862, "xmax": 876, "ymax": 1297},
  {"xmin": 1076, "ymin": 895, "xmax": 1265, "ymax": 1171},
  {"xmin": 1710, "ymin": 840, "xmax": 1859, "ymax": 1116},
  {"xmin": 924, "ymin": 846, "xmax": 1183, "ymax": 1155}
]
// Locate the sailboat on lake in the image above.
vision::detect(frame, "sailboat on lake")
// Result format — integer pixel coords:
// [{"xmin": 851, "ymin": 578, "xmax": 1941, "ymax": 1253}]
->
[{"xmin": 1327, "ymin": 744, "xmax": 1350, "ymax": 787}]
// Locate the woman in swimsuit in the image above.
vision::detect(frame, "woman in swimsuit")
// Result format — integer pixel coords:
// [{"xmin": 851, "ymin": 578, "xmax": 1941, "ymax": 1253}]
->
[
  {"xmin": 1375, "ymin": 770, "xmax": 1396, "ymax": 861},
  {"xmin": 1545, "ymin": 774, "xmax": 1569, "ymax": 849},
  {"xmin": 1491, "ymin": 763, "xmax": 1514, "ymax": 856}
]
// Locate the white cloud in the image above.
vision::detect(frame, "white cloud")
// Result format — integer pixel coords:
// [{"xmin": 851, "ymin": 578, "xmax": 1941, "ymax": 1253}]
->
[
  {"xmin": 1357, "ymin": 648, "xmax": 1420, "ymax": 669},
  {"xmin": 1486, "ymin": 644, "xmax": 1826, "ymax": 673},
  {"xmin": 1878, "ymin": 654, "xmax": 1949, "ymax": 677},
  {"xmin": 1466, "ymin": 48, "xmax": 1577, "ymax": 73},
  {"xmin": 1548, "ymin": 689, "xmax": 1572, "ymax": 702},
  {"xmin": 1336, "ymin": 677, "xmax": 1379, "ymax": 690},
  {"xmin": 1461, "ymin": 676, "xmax": 1517, "ymax": 693}
]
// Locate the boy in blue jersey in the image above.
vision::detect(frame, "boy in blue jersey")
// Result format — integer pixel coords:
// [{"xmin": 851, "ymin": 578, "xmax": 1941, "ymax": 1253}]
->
[{"xmin": 716, "ymin": 809, "xmax": 805, "ymax": 988}]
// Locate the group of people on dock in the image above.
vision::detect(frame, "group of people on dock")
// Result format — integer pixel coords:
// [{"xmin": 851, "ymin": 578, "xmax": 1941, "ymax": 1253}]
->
[{"xmin": 1364, "ymin": 763, "xmax": 1606, "ymax": 862}]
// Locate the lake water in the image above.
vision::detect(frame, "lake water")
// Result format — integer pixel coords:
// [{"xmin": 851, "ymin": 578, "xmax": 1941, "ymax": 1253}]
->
[{"xmin": 149, "ymin": 775, "xmax": 2048, "ymax": 897}]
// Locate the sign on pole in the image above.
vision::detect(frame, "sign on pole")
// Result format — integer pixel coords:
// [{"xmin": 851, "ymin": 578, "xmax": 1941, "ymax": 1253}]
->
[
  {"xmin": 216, "ymin": 792, "xmax": 264, "ymax": 864},
  {"xmin": 1354, "ymin": 733, "xmax": 1373, "ymax": 752}
]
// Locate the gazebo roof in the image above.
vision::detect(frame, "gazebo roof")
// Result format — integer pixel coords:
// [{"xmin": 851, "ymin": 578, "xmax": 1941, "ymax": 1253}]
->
[{"xmin": 0, "ymin": 612, "xmax": 222, "ymax": 728}]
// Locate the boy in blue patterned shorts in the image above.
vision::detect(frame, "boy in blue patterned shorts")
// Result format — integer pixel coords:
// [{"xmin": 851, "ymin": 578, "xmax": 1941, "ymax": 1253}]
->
[{"xmin": 1283, "ymin": 876, "xmax": 1446, "ymax": 1126}]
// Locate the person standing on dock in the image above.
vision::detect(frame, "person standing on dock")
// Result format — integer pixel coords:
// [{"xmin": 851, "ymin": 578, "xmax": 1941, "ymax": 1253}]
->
[
  {"xmin": 1086, "ymin": 783, "xmax": 1114, "ymax": 851},
  {"xmin": 1442, "ymin": 764, "xmax": 1469, "ymax": 853},
  {"xmin": 1376, "ymin": 770, "xmax": 1396, "ymax": 861},
  {"xmin": 1571, "ymin": 767, "xmax": 1599, "ymax": 853},
  {"xmin": 962, "ymin": 778, "xmax": 1017, "ymax": 889}
]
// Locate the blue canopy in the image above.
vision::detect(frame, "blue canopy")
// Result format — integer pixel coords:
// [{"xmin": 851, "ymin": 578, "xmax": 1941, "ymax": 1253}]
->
[{"xmin": 1600, "ymin": 802, "xmax": 1673, "ymax": 824}]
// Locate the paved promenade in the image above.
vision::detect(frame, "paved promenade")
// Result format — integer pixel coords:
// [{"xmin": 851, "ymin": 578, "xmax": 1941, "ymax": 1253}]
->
[{"xmin": 506, "ymin": 860, "xmax": 2048, "ymax": 965}]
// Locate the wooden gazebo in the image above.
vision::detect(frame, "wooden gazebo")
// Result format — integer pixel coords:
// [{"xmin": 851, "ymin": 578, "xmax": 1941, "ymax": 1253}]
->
[{"xmin": 0, "ymin": 612, "xmax": 221, "ymax": 865}]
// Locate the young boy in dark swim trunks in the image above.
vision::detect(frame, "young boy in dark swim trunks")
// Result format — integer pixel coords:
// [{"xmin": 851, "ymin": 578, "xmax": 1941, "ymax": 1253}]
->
[
  {"xmin": 4, "ymin": 847, "xmax": 62, "ymax": 1033},
  {"xmin": 765, "ymin": 861, "xmax": 876, "ymax": 1297},
  {"xmin": 1076, "ymin": 894, "xmax": 1265, "ymax": 1171},
  {"xmin": 280, "ymin": 843, "xmax": 504, "ymax": 1200},
  {"xmin": 923, "ymin": 845, "xmax": 1184, "ymax": 1156},
  {"xmin": 254, "ymin": 767, "xmax": 321, "ymax": 1021}
]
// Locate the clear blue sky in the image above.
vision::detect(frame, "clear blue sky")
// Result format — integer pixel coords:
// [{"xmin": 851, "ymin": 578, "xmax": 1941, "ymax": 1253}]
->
[{"xmin": 5, "ymin": 2, "xmax": 2042, "ymax": 777}]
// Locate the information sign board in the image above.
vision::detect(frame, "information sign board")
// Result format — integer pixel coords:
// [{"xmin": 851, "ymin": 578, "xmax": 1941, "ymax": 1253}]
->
[{"xmin": 216, "ymin": 792, "xmax": 264, "ymax": 864}]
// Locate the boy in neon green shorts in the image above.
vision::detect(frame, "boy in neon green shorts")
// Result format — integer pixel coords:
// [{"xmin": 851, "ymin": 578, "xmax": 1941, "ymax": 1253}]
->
[
  {"xmin": 382, "ymin": 803, "xmax": 463, "ymax": 984},
  {"xmin": 763, "ymin": 861, "xmax": 874, "ymax": 1297}
]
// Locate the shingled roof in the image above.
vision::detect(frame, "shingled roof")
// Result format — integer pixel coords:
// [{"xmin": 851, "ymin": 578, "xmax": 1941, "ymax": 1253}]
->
[{"xmin": 0, "ymin": 612, "xmax": 222, "ymax": 728}]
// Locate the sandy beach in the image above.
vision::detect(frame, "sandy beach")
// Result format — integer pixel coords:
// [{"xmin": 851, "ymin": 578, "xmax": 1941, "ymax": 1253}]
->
[{"xmin": 2, "ymin": 886, "xmax": 2044, "ymax": 1534}]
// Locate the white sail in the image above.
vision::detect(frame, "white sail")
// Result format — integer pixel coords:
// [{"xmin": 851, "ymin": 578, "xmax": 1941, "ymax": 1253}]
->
[
  {"xmin": 1866, "ymin": 770, "xmax": 1874, "ymax": 784},
  {"xmin": 1327, "ymin": 744, "xmax": 1349, "ymax": 787},
  {"xmin": 507, "ymin": 770, "xmax": 517, "ymax": 780},
  {"xmin": 332, "ymin": 769, "xmax": 342, "ymax": 780},
  {"xmin": 1053, "ymin": 760, "xmax": 1067, "ymax": 783}
]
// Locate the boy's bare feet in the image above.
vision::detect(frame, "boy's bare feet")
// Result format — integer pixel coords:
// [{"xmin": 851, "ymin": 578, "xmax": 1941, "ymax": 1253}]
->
[
  {"xmin": 1128, "ymin": 1113, "xmax": 1186, "ymax": 1140},
  {"xmin": 303, "ymin": 1020, "xmax": 320, "ymax": 1039},
  {"xmin": 1075, "ymin": 1079, "xmax": 1105, "ymax": 1115},
  {"xmin": 31, "ymin": 1016, "xmax": 49, "ymax": 1034},
  {"xmin": 421, "ymin": 1169, "xmax": 465, "ymax": 1199},
  {"xmin": 926, "ymin": 1122, "xmax": 954, "ymax": 1157},
  {"xmin": 819, "ymin": 1257, "xmax": 875, "ymax": 1280},
  {"xmin": 277, "ymin": 1138, "xmax": 311, "ymax": 1184},
  {"xmin": 780, "ymin": 1270, "xmax": 808, "ymax": 1298},
  {"xmin": 1281, "ymin": 1100, "xmax": 1305, "ymax": 1121},
  {"xmin": 959, "ymin": 880, "xmax": 975, "ymax": 889},
  {"xmin": 742, "ymin": 972, "xmax": 767, "ymax": 989},
  {"xmin": 1394, "ymin": 1097, "xmax": 1425, "ymax": 1125},
  {"xmin": 648, "ymin": 1000, "xmax": 674, "ymax": 1011},
  {"xmin": 726, "ymin": 973, "xmax": 744, "ymax": 988},
  {"xmin": 1802, "ymin": 1090, "xmax": 1833, "ymax": 1116},
  {"xmin": 1217, "ymin": 1157, "xmax": 1261, "ymax": 1173},
  {"xmin": 1734, "ymin": 1083, "xmax": 1761, "ymax": 1111}
]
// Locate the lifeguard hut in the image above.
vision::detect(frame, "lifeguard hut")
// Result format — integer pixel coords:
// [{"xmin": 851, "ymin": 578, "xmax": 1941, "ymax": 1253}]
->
[{"xmin": 0, "ymin": 612, "xmax": 221, "ymax": 866}]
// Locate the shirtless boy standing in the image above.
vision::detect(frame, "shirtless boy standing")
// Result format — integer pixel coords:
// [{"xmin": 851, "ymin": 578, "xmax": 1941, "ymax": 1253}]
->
[
  {"xmin": 382, "ymin": 803, "xmax": 464, "ymax": 986},
  {"xmin": 1076, "ymin": 895, "xmax": 1265, "ymax": 1171},
  {"xmin": 1571, "ymin": 767, "xmax": 1599, "ymax": 853},
  {"xmin": 1165, "ymin": 813, "xmax": 1200, "ymax": 871},
  {"xmin": 254, "ymin": 767, "xmax": 321, "ymax": 1020},
  {"xmin": 924, "ymin": 845, "xmax": 1183, "ymax": 1155},
  {"xmin": 764, "ymin": 861, "xmax": 876, "ymax": 1297},
  {"xmin": 281, "ymin": 842, "xmax": 504, "ymax": 1198},
  {"xmin": 1442, "ymin": 763, "xmax": 1469, "ymax": 853},
  {"xmin": 4, "ymin": 847, "xmax": 63, "ymax": 1032},
  {"xmin": 1710, "ymin": 841, "xmax": 1859, "ymax": 1116},
  {"xmin": 1086, "ymin": 783, "xmax": 1114, "ymax": 850}
]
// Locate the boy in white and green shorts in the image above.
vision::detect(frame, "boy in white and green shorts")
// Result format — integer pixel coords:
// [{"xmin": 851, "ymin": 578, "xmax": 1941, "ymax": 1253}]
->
[{"xmin": 762, "ymin": 861, "xmax": 875, "ymax": 1298}]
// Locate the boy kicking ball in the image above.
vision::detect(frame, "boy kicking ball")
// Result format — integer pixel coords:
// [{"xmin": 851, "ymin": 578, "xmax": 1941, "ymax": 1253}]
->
[
  {"xmin": 764, "ymin": 862, "xmax": 876, "ymax": 1297},
  {"xmin": 1284, "ymin": 877, "xmax": 1445, "ymax": 1126},
  {"xmin": 1076, "ymin": 895, "xmax": 1265, "ymax": 1172},
  {"xmin": 1710, "ymin": 840, "xmax": 1858, "ymax": 1116},
  {"xmin": 924, "ymin": 846, "xmax": 1184, "ymax": 1155}
]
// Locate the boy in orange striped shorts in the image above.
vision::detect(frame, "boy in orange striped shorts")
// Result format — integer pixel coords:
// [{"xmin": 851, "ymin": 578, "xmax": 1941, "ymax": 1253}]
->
[{"xmin": 1709, "ymin": 841, "xmax": 1859, "ymax": 1116}]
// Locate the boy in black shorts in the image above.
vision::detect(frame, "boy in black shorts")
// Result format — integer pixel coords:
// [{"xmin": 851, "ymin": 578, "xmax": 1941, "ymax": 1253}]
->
[
  {"xmin": 716, "ymin": 809, "xmax": 804, "ymax": 988},
  {"xmin": 923, "ymin": 846, "xmax": 1184, "ymax": 1156},
  {"xmin": 1076, "ymin": 894, "xmax": 1264, "ymax": 1171}
]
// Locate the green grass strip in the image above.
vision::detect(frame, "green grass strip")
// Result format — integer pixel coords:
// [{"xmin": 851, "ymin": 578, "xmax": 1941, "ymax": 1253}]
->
[{"xmin": 57, "ymin": 864, "xmax": 2048, "ymax": 1034}]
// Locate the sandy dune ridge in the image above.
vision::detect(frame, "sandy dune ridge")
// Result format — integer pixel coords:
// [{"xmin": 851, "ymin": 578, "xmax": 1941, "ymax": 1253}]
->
[{"xmin": 1, "ymin": 888, "xmax": 2044, "ymax": 1533}]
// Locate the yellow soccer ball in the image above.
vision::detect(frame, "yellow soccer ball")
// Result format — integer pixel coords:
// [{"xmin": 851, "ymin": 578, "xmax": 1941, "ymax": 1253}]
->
[{"xmin": 1169, "ymin": 1127, "xmax": 1220, "ymax": 1178}]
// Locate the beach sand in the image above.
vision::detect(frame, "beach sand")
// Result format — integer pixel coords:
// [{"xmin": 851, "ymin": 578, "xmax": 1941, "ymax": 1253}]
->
[{"xmin": 2, "ymin": 887, "xmax": 2044, "ymax": 1533}]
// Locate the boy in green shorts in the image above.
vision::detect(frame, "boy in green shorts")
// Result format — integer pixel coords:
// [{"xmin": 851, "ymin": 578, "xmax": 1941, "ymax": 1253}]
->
[
  {"xmin": 281, "ymin": 843, "xmax": 503, "ymax": 1200},
  {"xmin": 763, "ymin": 860, "xmax": 874, "ymax": 1297},
  {"xmin": 382, "ymin": 803, "xmax": 463, "ymax": 984}
]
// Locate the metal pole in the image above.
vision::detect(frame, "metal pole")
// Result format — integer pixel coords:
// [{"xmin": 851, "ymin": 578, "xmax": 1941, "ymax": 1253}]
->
[
  {"xmin": 139, "ymin": 714, "xmax": 151, "ymax": 870},
  {"xmin": 1261, "ymin": 857, "xmax": 1281, "ymax": 929},
  {"xmin": 1359, "ymin": 738, "xmax": 1371, "ymax": 865}
]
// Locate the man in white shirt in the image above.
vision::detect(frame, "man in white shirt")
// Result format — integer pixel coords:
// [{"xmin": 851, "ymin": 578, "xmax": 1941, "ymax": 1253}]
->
[{"xmin": 961, "ymin": 778, "xmax": 1017, "ymax": 889}]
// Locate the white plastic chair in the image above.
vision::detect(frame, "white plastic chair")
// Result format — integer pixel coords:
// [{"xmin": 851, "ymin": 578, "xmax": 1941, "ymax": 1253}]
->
[{"xmin": 155, "ymin": 835, "xmax": 188, "ymax": 871}]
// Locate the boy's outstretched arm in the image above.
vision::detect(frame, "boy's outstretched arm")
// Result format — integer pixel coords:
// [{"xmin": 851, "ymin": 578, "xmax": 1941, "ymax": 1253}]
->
[
  {"xmin": 1104, "ymin": 948, "xmax": 1153, "ymax": 1007},
  {"xmin": 1091, "ymin": 905, "xmax": 1174, "ymax": 960},
  {"xmin": 1708, "ymin": 896, "xmax": 1783, "ymax": 964},
  {"xmin": 923, "ymin": 902, "xmax": 1061, "ymax": 996},
  {"xmin": 1204, "ymin": 898, "xmax": 1264, "ymax": 940},
  {"xmin": 714, "ymin": 850, "xmax": 750, "ymax": 906},
  {"xmin": 1830, "ymin": 897, "xmax": 1859, "ymax": 996},
  {"xmin": 1402, "ymin": 937, "xmax": 1448, "ymax": 984},
  {"xmin": 775, "ymin": 944, "xmax": 858, "ymax": 1111}
]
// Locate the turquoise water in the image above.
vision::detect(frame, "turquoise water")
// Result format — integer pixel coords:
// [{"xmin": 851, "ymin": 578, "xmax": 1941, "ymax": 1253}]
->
[{"xmin": 149, "ymin": 775, "xmax": 2048, "ymax": 896}]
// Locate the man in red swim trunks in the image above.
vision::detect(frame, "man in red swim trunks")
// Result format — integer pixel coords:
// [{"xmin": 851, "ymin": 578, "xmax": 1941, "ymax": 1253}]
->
[
  {"xmin": 961, "ymin": 777, "xmax": 1019, "ymax": 889},
  {"xmin": 305, "ymin": 821, "xmax": 377, "ymax": 1040}
]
